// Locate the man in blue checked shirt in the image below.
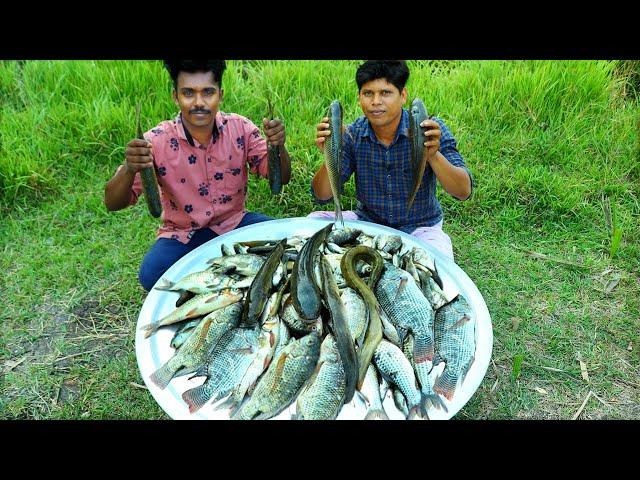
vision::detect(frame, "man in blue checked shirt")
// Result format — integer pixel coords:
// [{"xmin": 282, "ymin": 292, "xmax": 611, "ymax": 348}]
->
[{"xmin": 309, "ymin": 60, "xmax": 473, "ymax": 260}]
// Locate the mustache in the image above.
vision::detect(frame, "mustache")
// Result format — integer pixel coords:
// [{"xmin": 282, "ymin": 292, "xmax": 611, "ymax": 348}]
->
[{"xmin": 189, "ymin": 109, "xmax": 211, "ymax": 114}]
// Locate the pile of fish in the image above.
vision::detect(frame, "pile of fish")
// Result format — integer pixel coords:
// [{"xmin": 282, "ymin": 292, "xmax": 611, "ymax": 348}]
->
[{"xmin": 141, "ymin": 223, "xmax": 476, "ymax": 420}]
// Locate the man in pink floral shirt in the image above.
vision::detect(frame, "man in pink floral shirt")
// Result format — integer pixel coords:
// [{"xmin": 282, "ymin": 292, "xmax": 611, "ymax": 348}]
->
[{"xmin": 105, "ymin": 60, "xmax": 292, "ymax": 291}]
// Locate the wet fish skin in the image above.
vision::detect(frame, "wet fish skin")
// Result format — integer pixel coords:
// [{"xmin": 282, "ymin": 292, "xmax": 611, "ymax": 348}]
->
[
  {"xmin": 206, "ymin": 254, "xmax": 265, "ymax": 277},
  {"xmin": 341, "ymin": 287, "xmax": 368, "ymax": 348},
  {"xmin": 327, "ymin": 227, "xmax": 362, "ymax": 246},
  {"xmin": 433, "ymin": 294, "xmax": 475, "ymax": 402},
  {"xmin": 295, "ymin": 334, "xmax": 346, "ymax": 420},
  {"xmin": 170, "ymin": 318, "xmax": 203, "ymax": 350},
  {"xmin": 375, "ymin": 263, "xmax": 443, "ymax": 413},
  {"xmin": 340, "ymin": 245, "xmax": 385, "ymax": 388},
  {"xmin": 320, "ymin": 255, "xmax": 359, "ymax": 404},
  {"xmin": 407, "ymin": 98, "xmax": 429, "ymax": 212},
  {"xmin": 141, "ymin": 289, "xmax": 244, "ymax": 338},
  {"xmin": 241, "ymin": 239, "xmax": 287, "ymax": 327},
  {"xmin": 136, "ymin": 103, "xmax": 162, "ymax": 218},
  {"xmin": 155, "ymin": 269, "xmax": 252, "ymax": 295},
  {"xmin": 149, "ymin": 302, "xmax": 243, "ymax": 389},
  {"xmin": 182, "ymin": 327, "xmax": 259, "ymax": 413},
  {"xmin": 372, "ymin": 340, "xmax": 422, "ymax": 419},
  {"xmin": 325, "ymin": 100, "xmax": 344, "ymax": 226},
  {"xmin": 290, "ymin": 223, "xmax": 333, "ymax": 320},
  {"xmin": 359, "ymin": 364, "xmax": 389, "ymax": 420},
  {"xmin": 266, "ymin": 97, "xmax": 283, "ymax": 195},
  {"xmin": 281, "ymin": 293, "xmax": 321, "ymax": 335},
  {"xmin": 231, "ymin": 327, "xmax": 322, "ymax": 420}
]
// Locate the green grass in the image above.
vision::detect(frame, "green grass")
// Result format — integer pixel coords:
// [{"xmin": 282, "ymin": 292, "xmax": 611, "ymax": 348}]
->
[{"xmin": 2, "ymin": 60, "xmax": 639, "ymax": 420}]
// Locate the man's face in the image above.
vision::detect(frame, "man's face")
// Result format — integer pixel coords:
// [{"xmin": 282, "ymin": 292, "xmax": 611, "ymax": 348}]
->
[
  {"xmin": 358, "ymin": 78, "xmax": 407, "ymax": 129},
  {"xmin": 173, "ymin": 70, "xmax": 223, "ymax": 129}
]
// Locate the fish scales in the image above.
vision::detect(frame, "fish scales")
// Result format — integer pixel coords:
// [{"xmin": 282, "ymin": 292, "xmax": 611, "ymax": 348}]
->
[
  {"xmin": 295, "ymin": 334, "xmax": 346, "ymax": 420},
  {"xmin": 231, "ymin": 329, "xmax": 321, "ymax": 420},
  {"xmin": 433, "ymin": 294, "xmax": 475, "ymax": 401},
  {"xmin": 359, "ymin": 364, "xmax": 389, "ymax": 420},
  {"xmin": 136, "ymin": 103, "xmax": 163, "ymax": 218},
  {"xmin": 325, "ymin": 100, "xmax": 344, "ymax": 226}
]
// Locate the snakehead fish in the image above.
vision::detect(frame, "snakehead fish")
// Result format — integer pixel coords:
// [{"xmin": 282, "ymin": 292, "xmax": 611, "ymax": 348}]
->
[
  {"xmin": 295, "ymin": 334, "xmax": 346, "ymax": 420},
  {"xmin": 266, "ymin": 97, "xmax": 282, "ymax": 195},
  {"xmin": 231, "ymin": 326, "xmax": 322, "ymax": 420},
  {"xmin": 136, "ymin": 103, "xmax": 162, "ymax": 218},
  {"xmin": 241, "ymin": 238, "xmax": 287, "ymax": 327},
  {"xmin": 320, "ymin": 255, "xmax": 358, "ymax": 404},
  {"xmin": 433, "ymin": 294, "xmax": 475, "ymax": 402},
  {"xmin": 325, "ymin": 100, "xmax": 344, "ymax": 227},
  {"xmin": 290, "ymin": 223, "xmax": 333, "ymax": 321},
  {"xmin": 149, "ymin": 302, "xmax": 243, "ymax": 389},
  {"xmin": 340, "ymin": 245, "xmax": 384, "ymax": 388},
  {"xmin": 406, "ymin": 98, "xmax": 429, "ymax": 213}
]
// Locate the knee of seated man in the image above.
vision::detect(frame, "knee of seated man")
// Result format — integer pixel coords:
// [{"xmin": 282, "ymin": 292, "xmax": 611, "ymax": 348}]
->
[{"xmin": 138, "ymin": 264, "xmax": 158, "ymax": 292}]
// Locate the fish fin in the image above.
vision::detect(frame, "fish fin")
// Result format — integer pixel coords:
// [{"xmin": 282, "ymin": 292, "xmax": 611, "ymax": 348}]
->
[
  {"xmin": 149, "ymin": 359, "xmax": 179, "ymax": 390},
  {"xmin": 212, "ymin": 394, "xmax": 238, "ymax": 412},
  {"xmin": 182, "ymin": 384, "xmax": 212, "ymax": 413},
  {"xmin": 393, "ymin": 276, "xmax": 409, "ymax": 303},
  {"xmin": 412, "ymin": 334, "xmax": 434, "ymax": 366},
  {"xmin": 355, "ymin": 389, "xmax": 370, "ymax": 406},
  {"xmin": 433, "ymin": 368, "xmax": 458, "ymax": 401},
  {"xmin": 269, "ymin": 352, "xmax": 288, "ymax": 393},
  {"xmin": 154, "ymin": 278, "xmax": 176, "ymax": 291},
  {"xmin": 364, "ymin": 409, "xmax": 389, "ymax": 420},
  {"xmin": 407, "ymin": 405, "xmax": 426, "ymax": 420}
]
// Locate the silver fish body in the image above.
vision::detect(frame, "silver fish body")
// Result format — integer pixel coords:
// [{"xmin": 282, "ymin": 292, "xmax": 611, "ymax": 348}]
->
[
  {"xmin": 433, "ymin": 294, "xmax": 475, "ymax": 401},
  {"xmin": 325, "ymin": 100, "xmax": 344, "ymax": 226},
  {"xmin": 295, "ymin": 334, "xmax": 346, "ymax": 420},
  {"xmin": 407, "ymin": 98, "xmax": 429, "ymax": 212},
  {"xmin": 206, "ymin": 254, "xmax": 265, "ymax": 277},
  {"xmin": 359, "ymin": 364, "xmax": 389, "ymax": 420}
]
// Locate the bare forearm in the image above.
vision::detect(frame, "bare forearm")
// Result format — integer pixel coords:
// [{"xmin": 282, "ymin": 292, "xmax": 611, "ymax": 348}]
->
[
  {"xmin": 429, "ymin": 152, "xmax": 472, "ymax": 200},
  {"xmin": 104, "ymin": 165, "xmax": 136, "ymax": 211},
  {"xmin": 311, "ymin": 163, "xmax": 333, "ymax": 201}
]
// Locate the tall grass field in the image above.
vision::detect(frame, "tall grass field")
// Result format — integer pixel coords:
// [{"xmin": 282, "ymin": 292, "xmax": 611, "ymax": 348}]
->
[{"xmin": 1, "ymin": 60, "xmax": 638, "ymax": 419}]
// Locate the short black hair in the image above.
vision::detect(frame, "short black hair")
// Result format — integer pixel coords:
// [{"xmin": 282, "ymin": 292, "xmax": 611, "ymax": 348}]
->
[
  {"xmin": 355, "ymin": 60, "xmax": 410, "ymax": 93},
  {"xmin": 163, "ymin": 60, "xmax": 227, "ymax": 89}
]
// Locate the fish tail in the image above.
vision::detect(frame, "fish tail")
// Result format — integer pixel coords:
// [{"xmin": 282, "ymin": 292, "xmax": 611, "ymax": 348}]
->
[
  {"xmin": 433, "ymin": 368, "xmax": 458, "ymax": 401},
  {"xmin": 182, "ymin": 383, "xmax": 212, "ymax": 413},
  {"xmin": 154, "ymin": 278, "xmax": 176, "ymax": 291},
  {"xmin": 364, "ymin": 409, "xmax": 389, "ymax": 420},
  {"xmin": 408, "ymin": 405, "xmax": 426, "ymax": 420},
  {"xmin": 334, "ymin": 196, "xmax": 344, "ymax": 228},
  {"xmin": 149, "ymin": 358, "xmax": 180, "ymax": 390},
  {"xmin": 141, "ymin": 322, "xmax": 159, "ymax": 339}
]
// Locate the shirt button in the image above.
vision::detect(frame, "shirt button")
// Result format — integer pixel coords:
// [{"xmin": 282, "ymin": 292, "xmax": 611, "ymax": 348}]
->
[{"xmin": 387, "ymin": 174, "xmax": 391, "ymax": 179}]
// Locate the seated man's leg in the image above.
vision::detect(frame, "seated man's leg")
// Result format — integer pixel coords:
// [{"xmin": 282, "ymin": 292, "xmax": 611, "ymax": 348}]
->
[
  {"xmin": 237, "ymin": 211, "xmax": 274, "ymax": 228},
  {"xmin": 306, "ymin": 210, "xmax": 360, "ymax": 220},
  {"xmin": 410, "ymin": 221, "xmax": 455, "ymax": 261},
  {"xmin": 138, "ymin": 229, "xmax": 218, "ymax": 291}
]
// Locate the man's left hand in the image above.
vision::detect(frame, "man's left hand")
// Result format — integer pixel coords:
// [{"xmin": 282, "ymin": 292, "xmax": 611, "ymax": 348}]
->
[
  {"xmin": 263, "ymin": 118, "xmax": 286, "ymax": 147},
  {"xmin": 421, "ymin": 119, "xmax": 441, "ymax": 162}
]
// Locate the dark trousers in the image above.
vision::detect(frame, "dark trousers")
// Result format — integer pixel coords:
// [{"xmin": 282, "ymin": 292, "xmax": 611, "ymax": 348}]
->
[{"xmin": 138, "ymin": 211, "xmax": 273, "ymax": 291}]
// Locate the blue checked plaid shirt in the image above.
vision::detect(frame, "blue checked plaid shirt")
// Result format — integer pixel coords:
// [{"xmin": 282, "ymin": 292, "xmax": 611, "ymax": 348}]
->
[{"xmin": 311, "ymin": 109, "xmax": 473, "ymax": 233}]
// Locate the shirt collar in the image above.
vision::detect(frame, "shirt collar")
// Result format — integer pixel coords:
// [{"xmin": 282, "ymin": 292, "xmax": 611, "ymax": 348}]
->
[
  {"xmin": 175, "ymin": 111, "xmax": 223, "ymax": 147},
  {"xmin": 361, "ymin": 109, "xmax": 410, "ymax": 145}
]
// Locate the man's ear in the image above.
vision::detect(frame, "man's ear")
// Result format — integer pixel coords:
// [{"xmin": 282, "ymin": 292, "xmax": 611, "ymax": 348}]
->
[
  {"xmin": 219, "ymin": 88, "xmax": 224, "ymax": 103},
  {"xmin": 401, "ymin": 87, "xmax": 408, "ymax": 105},
  {"xmin": 172, "ymin": 89, "xmax": 179, "ymax": 106}
]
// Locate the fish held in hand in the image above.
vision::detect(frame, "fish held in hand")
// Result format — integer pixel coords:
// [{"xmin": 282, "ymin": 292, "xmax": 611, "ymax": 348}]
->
[
  {"xmin": 325, "ymin": 100, "xmax": 345, "ymax": 226},
  {"xmin": 407, "ymin": 98, "xmax": 429, "ymax": 213}
]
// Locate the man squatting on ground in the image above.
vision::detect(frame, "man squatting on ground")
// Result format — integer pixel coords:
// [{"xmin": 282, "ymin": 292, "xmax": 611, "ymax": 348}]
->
[
  {"xmin": 309, "ymin": 60, "xmax": 473, "ymax": 260},
  {"xmin": 104, "ymin": 60, "xmax": 292, "ymax": 291}
]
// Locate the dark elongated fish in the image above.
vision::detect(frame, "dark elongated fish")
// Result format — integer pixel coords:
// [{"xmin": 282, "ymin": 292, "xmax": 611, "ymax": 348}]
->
[
  {"xmin": 290, "ymin": 223, "xmax": 333, "ymax": 321},
  {"xmin": 325, "ymin": 100, "xmax": 344, "ymax": 226},
  {"xmin": 136, "ymin": 103, "xmax": 162, "ymax": 218},
  {"xmin": 266, "ymin": 97, "xmax": 282, "ymax": 195},
  {"xmin": 241, "ymin": 238, "xmax": 287, "ymax": 327},
  {"xmin": 407, "ymin": 98, "xmax": 429, "ymax": 212},
  {"xmin": 320, "ymin": 255, "xmax": 358, "ymax": 404},
  {"xmin": 340, "ymin": 245, "xmax": 384, "ymax": 388}
]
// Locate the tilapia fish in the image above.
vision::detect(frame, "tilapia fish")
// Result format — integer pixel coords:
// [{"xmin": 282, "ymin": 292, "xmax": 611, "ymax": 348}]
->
[
  {"xmin": 433, "ymin": 294, "xmax": 475, "ymax": 401},
  {"xmin": 232, "ymin": 327, "xmax": 322, "ymax": 420},
  {"xmin": 295, "ymin": 334, "xmax": 346, "ymax": 420},
  {"xmin": 340, "ymin": 245, "xmax": 384, "ymax": 388},
  {"xmin": 320, "ymin": 255, "xmax": 358, "ymax": 404},
  {"xmin": 358, "ymin": 364, "xmax": 389, "ymax": 420},
  {"xmin": 407, "ymin": 98, "xmax": 429, "ymax": 212},
  {"xmin": 182, "ymin": 327, "xmax": 260, "ymax": 413},
  {"xmin": 149, "ymin": 302, "xmax": 243, "ymax": 389},
  {"xmin": 290, "ymin": 223, "xmax": 333, "ymax": 320},
  {"xmin": 375, "ymin": 263, "xmax": 445, "ymax": 413},
  {"xmin": 325, "ymin": 100, "xmax": 344, "ymax": 226},
  {"xmin": 141, "ymin": 289, "xmax": 244, "ymax": 338},
  {"xmin": 136, "ymin": 103, "xmax": 162, "ymax": 218},
  {"xmin": 373, "ymin": 340, "xmax": 422, "ymax": 419}
]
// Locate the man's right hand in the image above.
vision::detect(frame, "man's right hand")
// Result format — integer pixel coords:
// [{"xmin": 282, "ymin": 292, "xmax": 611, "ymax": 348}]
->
[
  {"xmin": 315, "ymin": 117, "xmax": 331, "ymax": 151},
  {"xmin": 124, "ymin": 138, "xmax": 154, "ymax": 173}
]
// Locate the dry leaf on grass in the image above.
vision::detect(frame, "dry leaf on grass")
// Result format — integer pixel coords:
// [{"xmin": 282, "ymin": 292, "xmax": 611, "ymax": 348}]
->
[
  {"xmin": 2, "ymin": 356, "xmax": 28, "ymax": 374},
  {"xmin": 533, "ymin": 387, "xmax": 548, "ymax": 395}
]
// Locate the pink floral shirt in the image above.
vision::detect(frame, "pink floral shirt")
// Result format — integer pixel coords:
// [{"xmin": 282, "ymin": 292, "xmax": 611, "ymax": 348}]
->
[{"xmin": 129, "ymin": 111, "xmax": 269, "ymax": 243}]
